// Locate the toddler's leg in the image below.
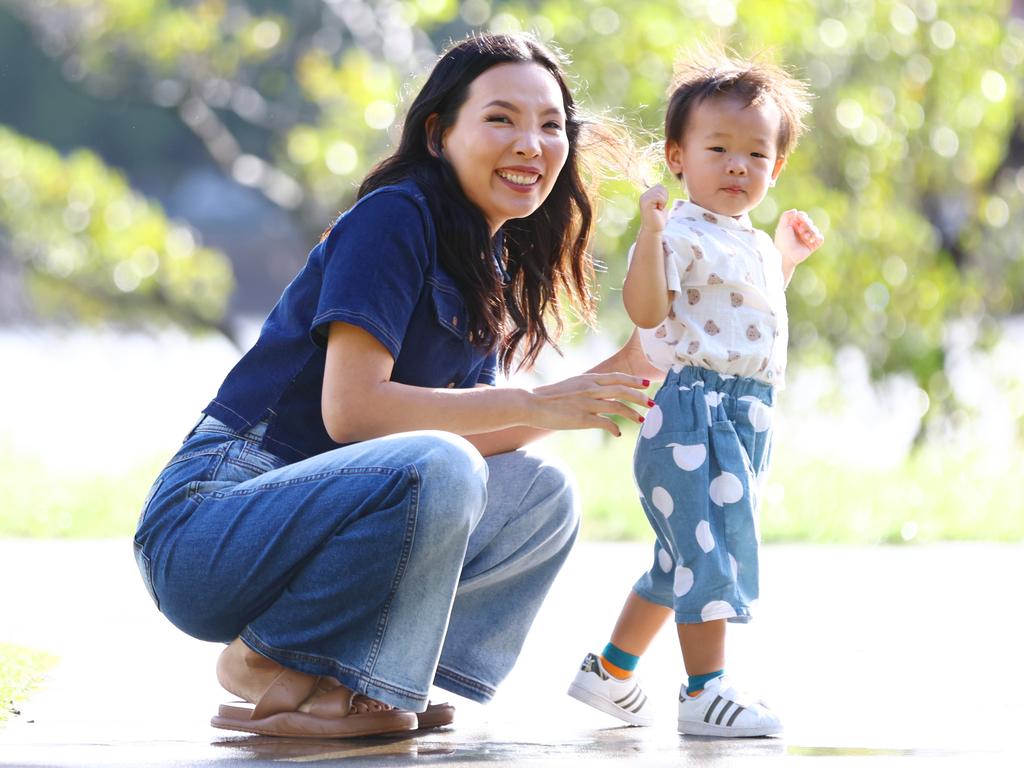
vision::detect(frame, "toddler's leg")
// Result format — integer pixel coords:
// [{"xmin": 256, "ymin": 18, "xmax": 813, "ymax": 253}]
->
[
  {"xmin": 605, "ymin": 590, "xmax": 672, "ymax": 675},
  {"xmin": 677, "ymin": 618, "xmax": 725, "ymax": 683}
]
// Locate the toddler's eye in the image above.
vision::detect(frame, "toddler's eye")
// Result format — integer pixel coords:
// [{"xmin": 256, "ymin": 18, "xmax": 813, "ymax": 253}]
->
[
  {"xmin": 751, "ymin": 152, "xmax": 769, "ymax": 159},
  {"xmin": 708, "ymin": 146, "xmax": 725, "ymax": 153}
]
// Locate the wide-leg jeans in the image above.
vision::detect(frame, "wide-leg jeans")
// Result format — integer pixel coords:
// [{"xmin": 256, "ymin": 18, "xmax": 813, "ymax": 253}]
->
[{"xmin": 133, "ymin": 416, "xmax": 579, "ymax": 712}]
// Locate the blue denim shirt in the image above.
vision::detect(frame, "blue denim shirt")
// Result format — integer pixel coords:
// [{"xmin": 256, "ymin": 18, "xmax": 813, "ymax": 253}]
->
[{"xmin": 204, "ymin": 180, "xmax": 498, "ymax": 463}]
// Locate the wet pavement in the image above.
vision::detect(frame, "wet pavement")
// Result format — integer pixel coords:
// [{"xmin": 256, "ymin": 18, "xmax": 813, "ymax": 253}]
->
[{"xmin": 2, "ymin": 538, "xmax": 1022, "ymax": 766}]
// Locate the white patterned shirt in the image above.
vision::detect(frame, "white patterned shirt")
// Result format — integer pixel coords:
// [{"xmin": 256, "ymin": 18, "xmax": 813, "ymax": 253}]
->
[{"xmin": 635, "ymin": 200, "xmax": 789, "ymax": 388}]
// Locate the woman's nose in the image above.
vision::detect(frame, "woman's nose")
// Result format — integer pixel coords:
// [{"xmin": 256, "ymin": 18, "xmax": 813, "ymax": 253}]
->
[{"xmin": 515, "ymin": 129, "xmax": 542, "ymax": 158}]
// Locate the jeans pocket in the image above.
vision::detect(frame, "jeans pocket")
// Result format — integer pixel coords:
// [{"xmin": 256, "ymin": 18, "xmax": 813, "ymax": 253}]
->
[{"xmin": 133, "ymin": 540, "xmax": 160, "ymax": 609}]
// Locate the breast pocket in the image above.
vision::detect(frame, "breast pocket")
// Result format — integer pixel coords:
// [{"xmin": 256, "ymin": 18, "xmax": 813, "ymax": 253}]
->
[
  {"xmin": 430, "ymin": 279, "xmax": 468, "ymax": 340},
  {"xmin": 427, "ymin": 278, "xmax": 473, "ymax": 388}
]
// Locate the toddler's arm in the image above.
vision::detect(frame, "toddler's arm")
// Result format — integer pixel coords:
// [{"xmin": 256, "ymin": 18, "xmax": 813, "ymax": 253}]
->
[
  {"xmin": 623, "ymin": 184, "xmax": 673, "ymax": 328},
  {"xmin": 775, "ymin": 209, "xmax": 824, "ymax": 286}
]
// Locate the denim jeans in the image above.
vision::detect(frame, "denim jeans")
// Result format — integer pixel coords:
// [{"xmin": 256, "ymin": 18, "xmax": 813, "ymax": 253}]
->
[{"xmin": 133, "ymin": 416, "xmax": 579, "ymax": 712}]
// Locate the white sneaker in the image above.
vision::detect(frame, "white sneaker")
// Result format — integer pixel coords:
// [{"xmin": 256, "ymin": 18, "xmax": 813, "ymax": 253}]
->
[
  {"xmin": 567, "ymin": 652, "xmax": 653, "ymax": 726},
  {"xmin": 677, "ymin": 675, "xmax": 782, "ymax": 737}
]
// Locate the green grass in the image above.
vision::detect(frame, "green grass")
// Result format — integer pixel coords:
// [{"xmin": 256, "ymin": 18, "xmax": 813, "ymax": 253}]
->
[
  {"xmin": 2, "ymin": 431, "xmax": 1022, "ymax": 544},
  {"xmin": 0, "ymin": 644, "xmax": 57, "ymax": 724},
  {"xmin": 553, "ymin": 425, "xmax": 1024, "ymax": 544},
  {"xmin": 0, "ymin": 446, "xmax": 162, "ymax": 538}
]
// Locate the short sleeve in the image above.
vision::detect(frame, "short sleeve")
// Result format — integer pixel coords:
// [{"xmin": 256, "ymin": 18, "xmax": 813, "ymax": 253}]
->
[
  {"xmin": 660, "ymin": 226, "xmax": 697, "ymax": 295},
  {"xmin": 311, "ymin": 190, "xmax": 432, "ymax": 360},
  {"xmin": 626, "ymin": 228, "xmax": 694, "ymax": 298},
  {"xmin": 476, "ymin": 351, "xmax": 499, "ymax": 386}
]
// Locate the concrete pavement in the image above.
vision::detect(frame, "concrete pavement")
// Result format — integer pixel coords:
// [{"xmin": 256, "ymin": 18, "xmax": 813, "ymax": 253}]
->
[{"xmin": 1, "ymin": 538, "xmax": 1022, "ymax": 766}]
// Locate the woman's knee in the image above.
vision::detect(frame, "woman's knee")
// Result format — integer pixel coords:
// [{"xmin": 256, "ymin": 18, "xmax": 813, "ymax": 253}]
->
[
  {"xmin": 408, "ymin": 431, "xmax": 489, "ymax": 528},
  {"xmin": 530, "ymin": 455, "xmax": 580, "ymax": 542},
  {"xmin": 495, "ymin": 454, "xmax": 580, "ymax": 570}
]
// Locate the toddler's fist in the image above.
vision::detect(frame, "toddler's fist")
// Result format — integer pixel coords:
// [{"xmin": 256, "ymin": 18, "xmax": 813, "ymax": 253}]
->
[{"xmin": 639, "ymin": 184, "xmax": 669, "ymax": 234}]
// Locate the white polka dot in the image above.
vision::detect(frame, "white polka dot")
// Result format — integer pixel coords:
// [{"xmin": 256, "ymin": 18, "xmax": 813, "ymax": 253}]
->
[
  {"xmin": 673, "ymin": 565, "xmax": 694, "ymax": 596},
  {"xmin": 705, "ymin": 391, "xmax": 724, "ymax": 408},
  {"xmin": 657, "ymin": 547, "xmax": 673, "ymax": 573},
  {"xmin": 729, "ymin": 553, "xmax": 738, "ymax": 580},
  {"xmin": 739, "ymin": 396, "xmax": 772, "ymax": 432},
  {"xmin": 651, "ymin": 486, "xmax": 673, "ymax": 517},
  {"xmin": 640, "ymin": 404, "xmax": 663, "ymax": 438},
  {"xmin": 695, "ymin": 520, "xmax": 715, "ymax": 553},
  {"xmin": 709, "ymin": 472, "xmax": 744, "ymax": 506},
  {"xmin": 701, "ymin": 601, "xmax": 737, "ymax": 621},
  {"xmin": 667, "ymin": 442, "xmax": 706, "ymax": 471}
]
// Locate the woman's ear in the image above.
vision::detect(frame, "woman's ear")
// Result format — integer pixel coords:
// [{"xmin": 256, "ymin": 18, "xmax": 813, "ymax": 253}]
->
[
  {"xmin": 665, "ymin": 140, "xmax": 684, "ymax": 179},
  {"xmin": 425, "ymin": 113, "xmax": 444, "ymax": 158}
]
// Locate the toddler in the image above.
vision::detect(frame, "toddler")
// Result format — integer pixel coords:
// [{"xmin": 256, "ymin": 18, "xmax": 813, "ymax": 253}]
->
[{"xmin": 569, "ymin": 49, "xmax": 823, "ymax": 737}]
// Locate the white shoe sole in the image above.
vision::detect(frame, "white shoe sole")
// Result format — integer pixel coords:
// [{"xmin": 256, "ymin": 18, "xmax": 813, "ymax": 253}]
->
[
  {"xmin": 567, "ymin": 682, "xmax": 653, "ymax": 727},
  {"xmin": 677, "ymin": 718, "xmax": 783, "ymax": 737}
]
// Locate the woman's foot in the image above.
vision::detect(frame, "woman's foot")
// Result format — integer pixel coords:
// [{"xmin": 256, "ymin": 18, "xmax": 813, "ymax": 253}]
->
[
  {"xmin": 212, "ymin": 638, "xmax": 418, "ymax": 737},
  {"xmin": 216, "ymin": 637, "xmax": 300, "ymax": 704}
]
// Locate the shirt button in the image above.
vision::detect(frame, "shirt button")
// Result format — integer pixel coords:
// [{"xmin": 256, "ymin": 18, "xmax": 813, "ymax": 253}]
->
[
  {"xmin": 447, "ymin": 382, "xmax": 455, "ymax": 388},
  {"xmin": 452, "ymin": 316, "xmax": 459, "ymax": 327}
]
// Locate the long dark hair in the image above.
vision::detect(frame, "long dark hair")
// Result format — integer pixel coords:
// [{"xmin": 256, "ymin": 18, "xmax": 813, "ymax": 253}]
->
[{"xmin": 359, "ymin": 33, "xmax": 597, "ymax": 374}]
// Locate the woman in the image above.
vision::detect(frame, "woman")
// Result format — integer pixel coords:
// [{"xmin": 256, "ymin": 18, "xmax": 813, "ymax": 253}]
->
[{"xmin": 133, "ymin": 33, "xmax": 654, "ymax": 739}]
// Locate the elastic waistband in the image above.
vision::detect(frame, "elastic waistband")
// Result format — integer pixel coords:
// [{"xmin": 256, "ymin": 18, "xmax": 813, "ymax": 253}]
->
[{"xmin": 665, "ymin": 365, "xmax": 774, "ymax": 406}]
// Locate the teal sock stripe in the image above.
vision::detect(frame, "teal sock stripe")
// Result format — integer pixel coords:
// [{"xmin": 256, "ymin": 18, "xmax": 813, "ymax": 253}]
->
[
  {"xmin": 601, "ymin": 643, "xmax": 639, "ymax": 672},
  {"xmin": 686, "ymin": 669, "xmax": 724, "ymax": 694}
]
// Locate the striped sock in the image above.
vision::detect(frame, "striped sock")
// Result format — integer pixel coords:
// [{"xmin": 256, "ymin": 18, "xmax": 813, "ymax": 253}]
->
[
  {"xmin": 686, "ymin": 669, "xmax": 724, "ymax": 696},
  {"xmin": 600, "ymin": 643, "xmax": 639, "ymax": 680}
]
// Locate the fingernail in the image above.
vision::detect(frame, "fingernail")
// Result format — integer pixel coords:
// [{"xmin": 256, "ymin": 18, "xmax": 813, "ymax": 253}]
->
[
  {"xmin": 647, "ymin": 399, "xmax": 655, "ymax": 407},
  {"xmin": 639, "ymin": 415, "xmax": 645, "ymax": 422},
  {"xmin": 642, "ymin": 379, "xmax": 651, "ymax": 387}
]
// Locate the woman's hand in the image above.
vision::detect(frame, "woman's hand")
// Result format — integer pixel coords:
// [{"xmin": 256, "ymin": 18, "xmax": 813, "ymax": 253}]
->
[
  {"xmin": 527, "ymin": 372, "xmax": 651, "ymax": 437},
  {"xmin": 611, "ymin": 328, "xmax": 665, "ymax": 383}
]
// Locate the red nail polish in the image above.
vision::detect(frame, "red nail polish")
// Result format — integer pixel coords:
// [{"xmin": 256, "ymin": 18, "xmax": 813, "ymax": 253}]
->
[
  {"xmin": 639, "ymin": 415, "xmax": 645, "ymax": 422},
  {"xmin": 647, "ymin": 399, "xmax": 655, "ymax": 407},
  {"xmin": 642, "ymin": 379, "xmax": 651, "ymax": 387}
]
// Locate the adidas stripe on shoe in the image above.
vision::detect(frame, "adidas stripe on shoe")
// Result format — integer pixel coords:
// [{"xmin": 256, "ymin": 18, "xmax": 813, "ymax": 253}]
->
[
  {"xmin": 676, "ymin": 675, "xmax": 782, "ymax": 737},
  {"xmin": 567, "ymin": 652, "xmax": 653, "ymax": 726}
]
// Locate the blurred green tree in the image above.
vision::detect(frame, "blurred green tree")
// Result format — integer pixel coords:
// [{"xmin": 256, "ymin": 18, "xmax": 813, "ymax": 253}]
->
[
  {"xmin": 1, "ymin": 0, "xmax": 1022, "ymax": 428},
  {"xmin": 0, "ymin": 125, "xmax": 233, "ymax": 333}
]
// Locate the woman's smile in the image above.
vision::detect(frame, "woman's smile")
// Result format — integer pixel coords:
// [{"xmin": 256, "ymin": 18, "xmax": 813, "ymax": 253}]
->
[{"xmin": 496, "ymin": 166, "xmax": 543, "ymax": 189}]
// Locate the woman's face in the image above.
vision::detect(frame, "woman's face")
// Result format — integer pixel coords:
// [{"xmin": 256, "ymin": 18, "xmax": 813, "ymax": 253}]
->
[{"xmin": 439, "ymin": 62, "xmax": 571, "ymax": 235}]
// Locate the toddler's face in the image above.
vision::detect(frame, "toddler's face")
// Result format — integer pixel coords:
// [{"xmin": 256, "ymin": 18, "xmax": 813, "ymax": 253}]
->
[{"xmin": 666, "ymin": 95, "xmax": 785, "ymax": 217}]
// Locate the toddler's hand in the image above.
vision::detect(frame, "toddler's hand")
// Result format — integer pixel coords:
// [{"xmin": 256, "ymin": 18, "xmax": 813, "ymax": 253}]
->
[
  {"xmin": 639, "ymin": 184, "xmax": 669, "ymax": 235},
  {"xmin": 775, "ymin": 209, "xmax": 824, "ymax": 267}
]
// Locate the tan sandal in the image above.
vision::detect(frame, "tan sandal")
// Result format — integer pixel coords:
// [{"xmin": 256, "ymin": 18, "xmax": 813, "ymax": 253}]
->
[
  {"xmin": 211, "ymin": 665, "xmax": 417, "ymax": 738},
  {"xmin": 416, "ymin": 701, "xmax": 455, "ymax": 730}
]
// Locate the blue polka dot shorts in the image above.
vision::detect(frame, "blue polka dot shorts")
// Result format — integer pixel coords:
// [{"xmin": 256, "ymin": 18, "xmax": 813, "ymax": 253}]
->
[{"xmin": 632, "ymin": 365, "xmax": 774, "ymax": 624}]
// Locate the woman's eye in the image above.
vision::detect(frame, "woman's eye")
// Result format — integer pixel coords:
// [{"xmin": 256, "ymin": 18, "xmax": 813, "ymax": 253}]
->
[
  {"xmin": 544, "ymin": 121, "xmax": 564, "ymax": 131},
  {"xmin": 485, "ymin": 115, "xmax": 512, "ymax": 124}
]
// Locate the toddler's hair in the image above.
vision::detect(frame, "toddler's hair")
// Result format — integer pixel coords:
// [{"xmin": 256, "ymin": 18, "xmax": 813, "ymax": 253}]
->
[{"xmin": 665, "ymin": 46, "xmax": 812, "ymax": 158}]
